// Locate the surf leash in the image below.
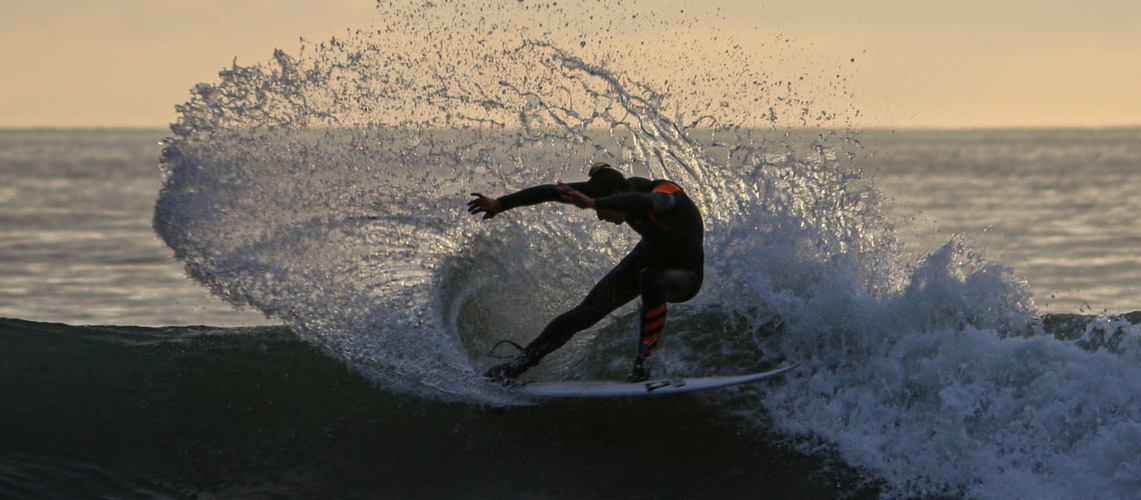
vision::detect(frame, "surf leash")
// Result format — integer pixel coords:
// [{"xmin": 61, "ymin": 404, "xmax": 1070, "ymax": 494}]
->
[{"xmin": 486, "ymin": 339, "xmax": 526, "ymax": 359}]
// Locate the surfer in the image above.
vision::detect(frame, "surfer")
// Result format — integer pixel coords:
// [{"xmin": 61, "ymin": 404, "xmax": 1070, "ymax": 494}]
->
[{"xmin": 468, "ymin": 162, "xmax": 704, "ymax": 383}]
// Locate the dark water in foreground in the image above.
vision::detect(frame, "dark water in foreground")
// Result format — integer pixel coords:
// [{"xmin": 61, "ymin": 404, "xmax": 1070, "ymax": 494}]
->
[{"xmin": 1, "ymin": 317, "xmax": 878, "ymax": 500}]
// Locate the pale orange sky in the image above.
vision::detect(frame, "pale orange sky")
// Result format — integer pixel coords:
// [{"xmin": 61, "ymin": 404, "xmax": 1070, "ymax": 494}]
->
[{"xmin": 2, "ymin": 0, "xmax": 1138, "ymax": 129}]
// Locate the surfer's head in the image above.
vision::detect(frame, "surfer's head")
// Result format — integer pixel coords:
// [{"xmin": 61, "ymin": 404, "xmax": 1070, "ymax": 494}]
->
[
  {"xmin": 584, "ymin": 162, "xmax": 630, "ymax": 197},
  {"xmin": 585, "ymin": 162, "xmax": 630, "ymax": 225}
]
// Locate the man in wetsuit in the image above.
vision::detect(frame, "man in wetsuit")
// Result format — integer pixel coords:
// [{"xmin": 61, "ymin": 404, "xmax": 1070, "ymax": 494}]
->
[{"xmin": 467, "ymin": 162, "xmax": 704, "ymax": 383}]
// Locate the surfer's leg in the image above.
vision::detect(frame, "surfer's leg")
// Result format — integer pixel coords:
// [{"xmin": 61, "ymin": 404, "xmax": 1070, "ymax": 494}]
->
[
  {"xmin": 629, "ymin": 267, "xmax": 703, "ymax": 381},
  {"xmin": 486, "ymin": 254, "xmax": 642, "ymax": 381},
  {"xmin": 521, "ymin": 257, "xmax": 641, "ymax": 363}
]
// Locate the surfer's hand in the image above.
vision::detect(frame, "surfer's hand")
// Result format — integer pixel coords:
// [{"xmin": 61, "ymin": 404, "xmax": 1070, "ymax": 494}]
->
[
  {"xmin": 467, "ymin": 193, "xmax": 503, "ymax": 220},
  {"xmin": 556, "ymin": 183, "xmax": 595, "ymax": 209}
]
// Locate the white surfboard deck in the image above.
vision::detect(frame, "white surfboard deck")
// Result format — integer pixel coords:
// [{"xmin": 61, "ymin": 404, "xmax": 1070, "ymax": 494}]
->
[{"xmin": 516, "ymin": 362, "xmax": 799, "ymax": 398}]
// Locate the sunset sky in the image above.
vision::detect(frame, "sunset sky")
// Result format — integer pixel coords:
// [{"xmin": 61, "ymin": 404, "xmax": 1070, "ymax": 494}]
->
[{"xmin": 2, "ymin": 0, "xmax": 1138, "ymax": 129}]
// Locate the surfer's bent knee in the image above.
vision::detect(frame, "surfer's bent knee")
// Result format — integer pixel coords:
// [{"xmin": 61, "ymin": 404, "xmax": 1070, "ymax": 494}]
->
[{"xmin": 641, "ymin": 266, "xmax": 703, "ymax": 303}]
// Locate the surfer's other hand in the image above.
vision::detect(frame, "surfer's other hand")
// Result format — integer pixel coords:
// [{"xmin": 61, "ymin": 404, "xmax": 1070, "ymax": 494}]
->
[{"xmin": 556, "ymin": 183, "xmax": 595, "ymax": 209}]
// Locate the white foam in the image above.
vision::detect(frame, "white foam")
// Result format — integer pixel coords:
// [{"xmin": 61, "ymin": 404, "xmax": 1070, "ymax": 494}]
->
[{"xmin": 715, "ymin": 232, "xmax": 1141, "ymax": 499}]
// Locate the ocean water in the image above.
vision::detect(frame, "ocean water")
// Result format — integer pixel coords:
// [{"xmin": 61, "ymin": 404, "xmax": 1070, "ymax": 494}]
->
[
  {"xmin": 6, "ymin": 131, "xmax": 1141, "ymax": 500},
  {"xmin": 4, "ymin": 2, "xmax": 1141, "ymax": 499},
  {"xmin": 868, "ymin": 128, "xmax": 1141, "ymax": 315}
]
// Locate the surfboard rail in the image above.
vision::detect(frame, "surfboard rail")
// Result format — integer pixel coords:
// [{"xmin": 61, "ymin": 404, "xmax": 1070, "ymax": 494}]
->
[{"xmin": 516, "ymin": 362, "xmax": 799, "ymax": 398}]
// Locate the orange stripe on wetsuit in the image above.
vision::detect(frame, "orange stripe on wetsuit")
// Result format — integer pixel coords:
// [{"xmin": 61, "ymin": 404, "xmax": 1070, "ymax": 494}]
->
[
  {"xmin": 646, "ymin": 181, "xmax": 681, "ymax": 231},
  {"xmin": 645, "ymin": 303, "xmax": 666, "ymax": 318},
  {"xmin": 640, "ymin": 300, "xmax": 667, "ymax": 357}
]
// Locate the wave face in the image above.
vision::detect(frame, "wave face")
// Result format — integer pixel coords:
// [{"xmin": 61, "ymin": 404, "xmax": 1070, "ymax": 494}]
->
[
  {"xmin": 0, "ymin": 317, "xmax": 878, "ymax": 499},
  {"xmin": 152, "ymin": 2, "xmax": 1141, "ymax": 498}
]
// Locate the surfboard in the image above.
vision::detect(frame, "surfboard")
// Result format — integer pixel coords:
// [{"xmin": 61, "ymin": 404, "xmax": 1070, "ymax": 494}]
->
[{"xmin": 516, "ymin": 362, "xmax": 799, "ymax": 398}]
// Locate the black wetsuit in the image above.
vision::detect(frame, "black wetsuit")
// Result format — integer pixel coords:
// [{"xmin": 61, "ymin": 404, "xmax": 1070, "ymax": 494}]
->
[{"xmin": 491, "ymin": 177, "xmax": 704, "ymax": 380}]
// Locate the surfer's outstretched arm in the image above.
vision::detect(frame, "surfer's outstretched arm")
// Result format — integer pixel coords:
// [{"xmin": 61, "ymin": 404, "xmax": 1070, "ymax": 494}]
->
[{"xmin": 467, "ymin": 181, "xmax": 590, "ymax": 220}]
